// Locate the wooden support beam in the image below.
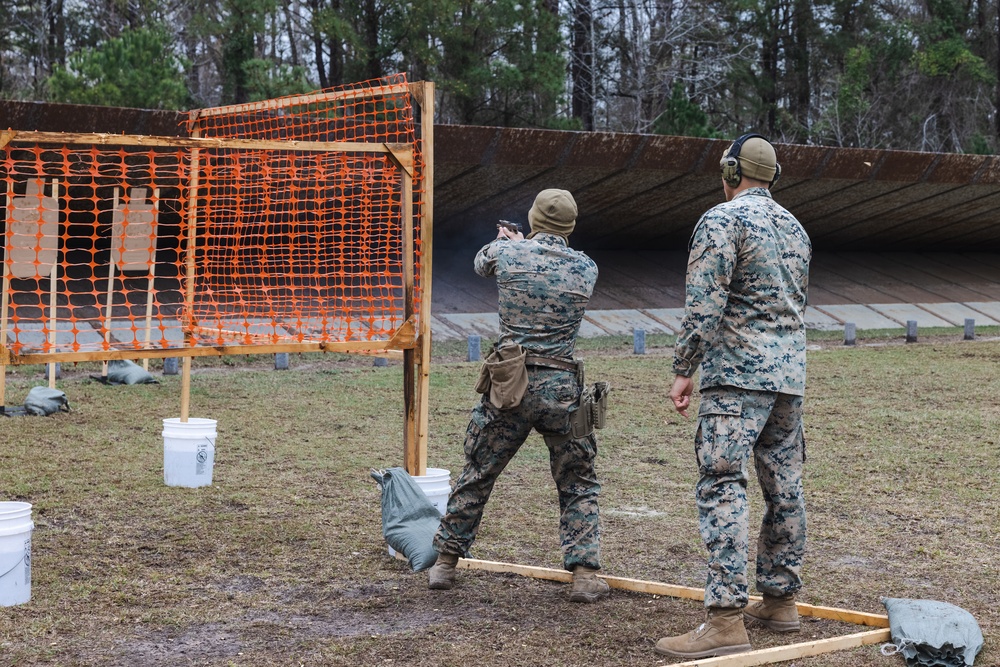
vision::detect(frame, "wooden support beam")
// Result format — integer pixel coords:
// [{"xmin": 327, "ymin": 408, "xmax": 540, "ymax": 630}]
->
[
  {"xmin": 102, "ymin": 188, "xmax": 120, "ymax": 380},
  {"xmin": 181, "ymin": 129, "xmax": 201, "ymax": 423},
  {"xmin": 5, "ymin": 337, "xmax": 418, "ymax": 365},
  {"xmin": 385, "ymin": 144, "xmax": 414, "ymax": 176},
  {"xmin": 141, "ymin": 187, "xmax": 160, "ymax": 372},
  {"xmin": 415, "ymin": 80, "xmax": 435, "ymax": 478},
  {"xmin": 193, "ymin": 82, "xmax": 411, "ymax": 118},
  {"xmin": 401, "ymin": 163, "xmax": 420, "ymax": 476},
  {"xmin": 3, "ymin": 130, "xmax": 400, "ymax": 154},
  {"xmin": 1, "ymin": 179, "xmax": 13, "ymax": 408},
  {"xmin": 47, "ymin": 178, "xmax": 59, "ymax": 388}
]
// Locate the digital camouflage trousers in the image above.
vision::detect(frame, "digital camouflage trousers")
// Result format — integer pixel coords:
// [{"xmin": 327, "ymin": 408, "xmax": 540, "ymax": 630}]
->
[
  {"xmin": 695, "ymin": 385, "xmax": 806, "ymax": 608},
  {"xmin": 433, "ymin": 368, "xmax": 602, "ymax": 571}
]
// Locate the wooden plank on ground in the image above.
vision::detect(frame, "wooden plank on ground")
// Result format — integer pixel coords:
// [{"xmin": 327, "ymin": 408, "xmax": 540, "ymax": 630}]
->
[
  {"xmin": 671, "ymin": 628, "xmax": 890, "ymax": 667},
  {"xmin": 458, "ymin": 558, "xmax": 889, "ymax": 627}
]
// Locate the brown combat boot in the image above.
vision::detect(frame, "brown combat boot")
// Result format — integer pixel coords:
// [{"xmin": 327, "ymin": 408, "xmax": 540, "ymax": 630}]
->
[
  {"xmin": 654, "ymin": 608, "xmax": 751, "ymax": 658},
  {"xmin": 568, "ymin": 566, "xmax": 610, "ymax": 603},
  {"xmin": 427, "ymin": 552, "xmax": 460, "ymax": 590},
  {"xmin": 745, "ymin": 593, "xmax": 800, "ymax": 632}
]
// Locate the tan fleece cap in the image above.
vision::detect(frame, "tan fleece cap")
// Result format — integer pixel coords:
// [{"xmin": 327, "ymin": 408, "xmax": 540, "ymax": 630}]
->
[
  {"xmin": 736, "ymin": 137, "xmax": 778, "ymax": 183},
  {"xmin": 527, "ymin": 189, "xmax": 577, "ymax": 239}
]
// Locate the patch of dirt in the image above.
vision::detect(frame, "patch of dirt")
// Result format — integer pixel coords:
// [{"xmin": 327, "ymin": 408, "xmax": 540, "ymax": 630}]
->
[{"xmin": 99, "ymin": 570, "xmax": 889, "ymax": 667}]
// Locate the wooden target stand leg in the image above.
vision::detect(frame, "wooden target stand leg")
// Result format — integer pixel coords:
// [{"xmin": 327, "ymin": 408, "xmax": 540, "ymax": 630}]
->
[
  {"xmin": 413, "ymin": 81, "xmax": 434, "ymax": 479},
  {"xmin": 180, "ymin": 134, "xmax": 202, "ymax": 423},
  {"xmin": 141, "ymin": 188, "xmax": 160, "ymax": 372},
  {"xmin": 0, "ymin": 256, "xmax": 9, "ymax": 412},
  {"xmin": 101, "ymin": 188, "xmax": 120, "ymax": 382},
  {"xmin": 0, "ymin": 180, "xmax": 11, "ymax": 410},
  {"xmin": 454, "ymin": 558, "xmax": 890, "ymax": 666},
  {"xmin": 47, "ymin": 178, "xmax": 60, "ymax": 388},
  {"xmin": 47, "ymin": 262, "xmax": 57, "ymax": 388}
]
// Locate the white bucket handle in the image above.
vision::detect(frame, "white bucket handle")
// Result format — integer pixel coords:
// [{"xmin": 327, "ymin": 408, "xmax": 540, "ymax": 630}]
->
[{"xmin": 0, "ymin": 555, "xmax": 26, "ymax": 579}]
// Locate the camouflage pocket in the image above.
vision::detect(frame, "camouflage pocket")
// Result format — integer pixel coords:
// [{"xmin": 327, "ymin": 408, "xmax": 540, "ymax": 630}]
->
[
  {"xmin": 464, "ymin": 402, "xmax": 496, "ymax": 462},
  {"xmin": 695, "ymin": 390, "xmax": 747, "ymax": 476},
  {"xmin": 697, "ymin": 390, "xmax": 744, "ymax": 418}
]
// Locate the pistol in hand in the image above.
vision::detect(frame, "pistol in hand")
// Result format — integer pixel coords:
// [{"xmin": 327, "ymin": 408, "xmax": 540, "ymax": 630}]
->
[{"xmin": 497, "ymin": 219, "xmax": 522, "ymax": 235}]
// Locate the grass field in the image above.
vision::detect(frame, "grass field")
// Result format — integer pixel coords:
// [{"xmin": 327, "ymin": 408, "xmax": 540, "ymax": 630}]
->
[{"xmin": 0, "ymin": 330, "xmax": 997, "ymax": 666}]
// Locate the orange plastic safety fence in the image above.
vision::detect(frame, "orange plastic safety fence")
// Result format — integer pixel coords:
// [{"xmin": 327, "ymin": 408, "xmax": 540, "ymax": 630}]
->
[
  {"xmin": 1, "ymin": 75, "xmax": 425, "ymax": 361},
  {"xmin": 1, "ymin": 146, "xmax": 190, "ymax": 357},
  {"xmin": 187, "ymin": 74, "xmax": 423, "ymax": 347}
]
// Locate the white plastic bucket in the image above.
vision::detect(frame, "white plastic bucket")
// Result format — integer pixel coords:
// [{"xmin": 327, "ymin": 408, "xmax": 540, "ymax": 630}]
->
[
  {"xmin": 388, "ymin": 467, "xmax": 451, "ymax": 557},
  {"xmin": 0, "ymin": 502, "xmax": 33, "ymax": 606},
  {"xmin": 415, "ymin": 468, "xmax": 451, "ymax": 515},
  {"xmin": 162, "ymin": 418, "xmax": 217, "ymax": 488}
]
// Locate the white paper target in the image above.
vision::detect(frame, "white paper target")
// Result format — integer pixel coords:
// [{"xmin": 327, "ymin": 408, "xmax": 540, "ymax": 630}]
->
[
  {"xmin": 8, "ymin": 179, "xmax": 59, "ymax": 279},
  {"xmin": 111, "ymin": 187, "xmax": 157, "ymax": 272}
]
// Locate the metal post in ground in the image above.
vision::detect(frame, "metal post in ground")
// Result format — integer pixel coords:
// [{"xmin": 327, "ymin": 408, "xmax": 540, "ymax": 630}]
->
[
  {"xmin": 633, "ymin": 328, "xmax": 646, "ymax": 355},
  {"xmin": 844, "ymin": 322, "xmax": 856, "ymax": 346},
  {"xmin": 467, "ymin": 335, "xmax": 481, "ymax": 362}
]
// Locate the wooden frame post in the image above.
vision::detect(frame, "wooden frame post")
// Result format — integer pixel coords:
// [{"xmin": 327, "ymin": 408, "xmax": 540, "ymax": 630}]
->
[
  {"xmin": 412, "ymin": 81, "xmax": 435, "ymax": 478},
  {"xmin": 47, "ymin": 179, "xmax": 59, "ymax": 388},
  {"xmin": 181, "ymin": 123, "xmax": 202, "ymax": 422},
  {"xmin": 0, "ymin": 180, "xmax": 10, "ymax": 410},
  {"xmin": 142, "ymin": 187, "xmax": 160, "ymax": 372},
  {"xmin": 101, "ymin": 188, "xmax": 120, "ymax": 381},
  {"xmin": 399, "ymin": 156, "xmax": 419, "ymax": 475}
]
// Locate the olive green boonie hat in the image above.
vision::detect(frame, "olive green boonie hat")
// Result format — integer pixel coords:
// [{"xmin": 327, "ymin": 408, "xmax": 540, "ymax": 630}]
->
[
  {"xmin": 735, "ymin": 136, "xmax": 778, "ymax": 183},
  {"xmin": 527, "ymin": 189, "xmax": 577, "ymax": 239}
]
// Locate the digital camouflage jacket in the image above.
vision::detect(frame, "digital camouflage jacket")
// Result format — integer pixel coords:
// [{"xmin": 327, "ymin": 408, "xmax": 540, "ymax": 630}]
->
[
  {"xmin": 475, "ymin": 233, "xmax": 598, "ymax": 360},
  {"xmin": 673, "ymin": 187, "xmax": 812, "ymax": 395}
]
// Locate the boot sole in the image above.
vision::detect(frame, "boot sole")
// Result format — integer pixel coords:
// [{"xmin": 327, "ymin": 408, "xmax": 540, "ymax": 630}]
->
[
  {"xmin": 428, "ymin": 581, "xmax": 454, "ymax": 590},
  {"xmin": 654, "ymin": 643, "xmax": 752, "ymax": 659},
  {"xmin": 744, "ymin": 613, "xmax": 800, "ymax": 633}
]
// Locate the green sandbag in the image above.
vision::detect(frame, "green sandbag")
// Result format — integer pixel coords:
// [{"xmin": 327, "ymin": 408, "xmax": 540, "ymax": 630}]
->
[
  {"xmin": 881, "ymin": 597, "xmax": 984, "ymax": 667},
  {"xmin": 91, "ymin": 359, "xmax": 158, "ymax": 385},
  {"xmin": 371, "ymin": 467, "xmax": 440, "ymax": 572},
  {"xmin": 23, "ymin": 387, "xmax": 70, "ymax": 416}
]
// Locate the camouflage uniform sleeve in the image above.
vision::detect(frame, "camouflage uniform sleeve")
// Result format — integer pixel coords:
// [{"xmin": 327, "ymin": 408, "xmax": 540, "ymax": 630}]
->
[
  {"xmin": 474, "ymin": 241, "xmax": 501, "ymax": 277},
  {"xmin": 673, "ymin": 210, "xmax": 739, "ymax": 377}
]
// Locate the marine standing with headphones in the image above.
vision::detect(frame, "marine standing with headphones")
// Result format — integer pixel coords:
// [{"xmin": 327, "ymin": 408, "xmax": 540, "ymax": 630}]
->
[{"xmin": 654, "ymin": 135, "xmax": 813, "ymax": 658}]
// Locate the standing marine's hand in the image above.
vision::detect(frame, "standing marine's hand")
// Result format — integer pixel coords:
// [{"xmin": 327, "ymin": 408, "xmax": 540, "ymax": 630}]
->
[
  {"xmin": 669, "ymin": 375, "xmax": 694, "ymax": 417},
  {"xmin": 496, "ymin": 226, "xmax": 525, "ymax": 241}
]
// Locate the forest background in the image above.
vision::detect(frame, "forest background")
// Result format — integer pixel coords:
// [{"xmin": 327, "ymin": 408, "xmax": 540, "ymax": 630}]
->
[{"xmin": 1, "ymin": 0, "xmax": 999, "ymax": 154}]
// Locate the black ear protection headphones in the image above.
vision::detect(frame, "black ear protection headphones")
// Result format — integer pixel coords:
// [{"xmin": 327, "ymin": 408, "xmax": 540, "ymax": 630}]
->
[{"xmin": 720, "ymin": 133, "xmax": 781, "ymax": 188}]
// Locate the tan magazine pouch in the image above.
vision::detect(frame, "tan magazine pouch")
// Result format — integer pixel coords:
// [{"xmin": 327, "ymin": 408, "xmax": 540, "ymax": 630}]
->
[{"xmin": 475, "ymin": 344, "xmax": 529, "ymax": 410}]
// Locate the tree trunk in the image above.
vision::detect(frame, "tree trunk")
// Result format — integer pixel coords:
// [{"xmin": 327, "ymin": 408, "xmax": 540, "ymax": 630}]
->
[
  {"xmin": 328, "ymin": 0, "xmax": 344, "ymax": 86},
  {"xmin": 363, "ymin": 0, "xmax": 382, "ymax": 80},
  {"xmin": 761, "ymin": 2, "xmax": 780, "ymax": 135},
  {"xmin": 572, "ymin": 0, "xmax": 595, "ymax": 130},
  {"xmin": 644, "ymin": 0, "xmax": 674, "ymax": 123},
  {"xmin": 789, "ymin": 0, "xmax": 811, "ymax": 137},
  {"xmin": 45, "ymin": 0, "xmax": 65, "ymax": 73},
  {"xmin": 996, "ymin": 0, "xmax": 1000, "ymax": 143}
]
